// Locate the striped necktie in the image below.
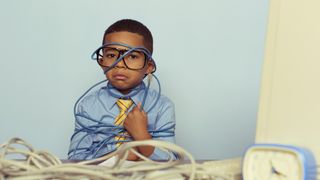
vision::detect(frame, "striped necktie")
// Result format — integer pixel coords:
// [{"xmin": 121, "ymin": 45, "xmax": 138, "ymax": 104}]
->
[{"xmin": 114, "ymin": 99, "xmax": 133, "ymax": 147}]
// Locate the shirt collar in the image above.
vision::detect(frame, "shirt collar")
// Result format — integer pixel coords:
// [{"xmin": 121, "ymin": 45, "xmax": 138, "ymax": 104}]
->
[{"xmin": 103, "ymin": 82, "xmax": 146, "ymax": 109}]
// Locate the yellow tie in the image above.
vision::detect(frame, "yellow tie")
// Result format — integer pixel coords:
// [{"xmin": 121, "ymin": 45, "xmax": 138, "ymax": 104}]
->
[{"xmin": 114, "ymin": 99, "xmax": 133, "ymax": 147}]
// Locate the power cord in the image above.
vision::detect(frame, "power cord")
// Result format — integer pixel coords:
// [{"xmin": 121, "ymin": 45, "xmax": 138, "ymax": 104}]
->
[{"xmin": 0, "ymin": 137, "xmax": 241, "ymax": 180}]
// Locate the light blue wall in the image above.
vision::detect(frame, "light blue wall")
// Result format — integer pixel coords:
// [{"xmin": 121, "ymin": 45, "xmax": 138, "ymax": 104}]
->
[{"xmin": 0, "ymin": 0, "xmax": 269, "ymax": 159}]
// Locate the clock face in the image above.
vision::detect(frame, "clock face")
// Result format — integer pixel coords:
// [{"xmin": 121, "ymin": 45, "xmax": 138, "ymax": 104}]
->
[{"xmin": 243, "ymin": 146, "xmax": 304, "ymax": 180}]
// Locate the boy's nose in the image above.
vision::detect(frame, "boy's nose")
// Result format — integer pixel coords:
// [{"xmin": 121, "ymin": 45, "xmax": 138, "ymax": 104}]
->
[{"xmin": 114, "ymin": 58, "xmax": 126, "ymax": 69}]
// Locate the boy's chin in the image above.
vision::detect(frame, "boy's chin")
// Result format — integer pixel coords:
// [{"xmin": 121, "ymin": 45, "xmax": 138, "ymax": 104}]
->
[
  {"xmin": 117, "ymin": 87, "xmax": 131, "ymax": 94},
  {"xmin": 110, "ymin": 83, "xmax": 133, "ymax": 94}
]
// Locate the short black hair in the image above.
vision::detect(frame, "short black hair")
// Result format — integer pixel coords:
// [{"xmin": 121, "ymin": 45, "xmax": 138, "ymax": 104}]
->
[{"xmin": 103, "ymin": 19, "xmax": 153, "ymax": 54}]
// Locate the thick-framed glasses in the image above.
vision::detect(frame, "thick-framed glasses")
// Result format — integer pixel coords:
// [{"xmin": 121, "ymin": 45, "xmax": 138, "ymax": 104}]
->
[
  {"xmin": 97, "ymin": 47, "xmax": 147, "ymax": 70},
  {"xmin": 91, "ymin": 42, "xmax": 156, "ymax": 74}
]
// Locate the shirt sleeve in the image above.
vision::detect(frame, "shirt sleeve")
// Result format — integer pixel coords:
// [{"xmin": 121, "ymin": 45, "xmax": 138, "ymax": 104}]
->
[
  {"xmin": 149, "ymin": 99, "xmax": 177, "ymax": 160},
  {"xmin": 68, "ymin": 106, "xmax": 95, "ymax": 160},
  {"xmin": 68, "ymin": 93, "xmax": 117, "ymax": 160}
]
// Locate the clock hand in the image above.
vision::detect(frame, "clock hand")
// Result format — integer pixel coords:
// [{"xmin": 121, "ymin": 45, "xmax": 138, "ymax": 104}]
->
[{"xmin": 270, "ymin": 160, "xmax": 287, "ymax": 177}]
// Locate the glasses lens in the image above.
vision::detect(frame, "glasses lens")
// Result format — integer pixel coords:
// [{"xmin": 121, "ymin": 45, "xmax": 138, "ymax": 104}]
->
[
  {"xmin": 97, "ymin": 48, "xmax": 119, "ymax": 67},
  {"xmin": 98, "ymin": 47, "xmax": 146, "ymax": 70},
  {"xmin": 123, "ymin": 51, "xmax": 146, "ymax": 69}
]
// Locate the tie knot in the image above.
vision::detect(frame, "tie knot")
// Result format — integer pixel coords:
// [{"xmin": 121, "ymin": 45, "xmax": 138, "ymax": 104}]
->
[{"xmin": 116, "ymin": 99, "xmax": 133, "ymax": 112}]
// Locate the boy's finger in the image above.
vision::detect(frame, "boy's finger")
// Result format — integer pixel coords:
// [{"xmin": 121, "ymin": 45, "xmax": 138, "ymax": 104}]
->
[
  {"xmin": 136, "ymin": 102, "xmax": 142, "ymax": 110},
  {"xmin": 134, "ymin": 102, "xmax": 145, "ymax": 112}
]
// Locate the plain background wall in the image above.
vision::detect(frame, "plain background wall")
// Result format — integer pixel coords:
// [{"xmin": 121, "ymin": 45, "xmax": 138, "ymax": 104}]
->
[{"xmin": 0, "ymin": 0, "xmax": 269, "ymax": 159}]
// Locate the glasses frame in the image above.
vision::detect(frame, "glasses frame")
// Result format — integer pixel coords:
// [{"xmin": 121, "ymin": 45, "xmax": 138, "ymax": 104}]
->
[
  {"xmin": 91, "ymin": 42, "xmax": 156, "ymax": 74},
  {"xmin": 97, "ymin": 47, "xmax": 147, "ymax": 70}
]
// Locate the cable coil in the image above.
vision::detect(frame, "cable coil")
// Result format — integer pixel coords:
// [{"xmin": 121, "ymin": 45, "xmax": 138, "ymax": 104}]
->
[{"xmin": 0, "ymin": 137, "xmax": 242, "ymax": 180}]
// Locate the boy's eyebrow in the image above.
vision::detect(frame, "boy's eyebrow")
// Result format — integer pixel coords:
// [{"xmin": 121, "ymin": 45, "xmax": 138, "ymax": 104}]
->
[
  {"xmin": 105, "ymin": 46, "xmax": 129, "ymax": 51},
  {"xmin": 105, "ymin": 46, "xmax": 146, "ymax": 53}
]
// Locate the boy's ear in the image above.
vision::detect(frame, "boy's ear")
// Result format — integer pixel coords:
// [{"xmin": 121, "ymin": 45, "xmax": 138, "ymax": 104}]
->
[
  {"xmin": 98, "ymin": 59, "xmax": 105, "ymax": 69},
  {"xmin": 146, "ymin": 60, "xmax": 155, "ymax": 74}
]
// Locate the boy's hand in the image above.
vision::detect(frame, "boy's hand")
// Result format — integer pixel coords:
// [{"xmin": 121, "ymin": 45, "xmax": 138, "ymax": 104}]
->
[
  {"xmin": 123, "ymin": 102, "xmax": 155, "ymax": 159},
  {"xmin": 124, "ymin": 103, "xmax": 150, "ymax": 140}
]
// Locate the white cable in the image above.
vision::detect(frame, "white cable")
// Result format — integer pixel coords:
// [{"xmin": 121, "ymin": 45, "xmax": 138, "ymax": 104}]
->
[{"xmin": 0, "ymin": 137, "xmax": 241, "ymax": 180}]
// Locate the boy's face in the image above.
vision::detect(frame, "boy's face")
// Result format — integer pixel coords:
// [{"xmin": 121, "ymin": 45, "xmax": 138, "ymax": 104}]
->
[{"xmin": 102, "ymin": 31, "xmax": 154, "ymax": 94}]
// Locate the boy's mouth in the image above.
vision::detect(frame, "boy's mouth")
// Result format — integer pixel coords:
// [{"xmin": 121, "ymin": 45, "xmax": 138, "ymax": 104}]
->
[{"xmin": 113, "ymin": 74, "xmax": 128, "ymax": 80}]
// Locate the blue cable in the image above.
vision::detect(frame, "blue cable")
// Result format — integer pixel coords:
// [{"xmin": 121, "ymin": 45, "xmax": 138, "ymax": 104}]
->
[
  {"xmin": 68, "ymin": 76, "xmax": 169, "ymax": 159},
  {"xmin": 73, "ymin": 79, "xmax": 107, "ymax": 118}
]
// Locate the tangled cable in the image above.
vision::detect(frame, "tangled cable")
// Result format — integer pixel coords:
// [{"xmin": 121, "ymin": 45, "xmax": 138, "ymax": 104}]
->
[
  {"xmin": 69, "ymin": 75, "xmax": 172, "ymax": 159},
  {"xmin": 0, "ymin": 137, "xmax": 241, "ymax": 180}
]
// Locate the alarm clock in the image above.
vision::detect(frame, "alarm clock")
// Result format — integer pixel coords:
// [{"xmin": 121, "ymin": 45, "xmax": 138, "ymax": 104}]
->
[{"xmin": 242, "ymin": 144, "xmax": 317, "ymax": 180}]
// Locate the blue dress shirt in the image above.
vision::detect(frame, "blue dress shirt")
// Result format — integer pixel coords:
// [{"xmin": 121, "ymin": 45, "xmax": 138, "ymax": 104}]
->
[{"xmin": 68, "ymin": 82, "xmax": 176, "ymax": 160}]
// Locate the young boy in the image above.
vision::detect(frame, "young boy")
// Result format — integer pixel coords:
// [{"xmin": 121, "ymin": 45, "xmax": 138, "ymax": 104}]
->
[{"xmin": 68, "ymin": 19, "xmax": 176, "ymax": 161}]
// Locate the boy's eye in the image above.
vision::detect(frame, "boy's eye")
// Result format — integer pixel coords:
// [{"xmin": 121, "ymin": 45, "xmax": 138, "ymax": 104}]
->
[
  {"xmin": 126, "ymin": 52, "xmax": 143, "ymax": 60},
  {"xmin": 128, "ymin": 54, "xmax": 138, "ymax": 59},
  {"xmin": 105, "ymin": 52, "xmax": 117, "ymax": 59}
]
